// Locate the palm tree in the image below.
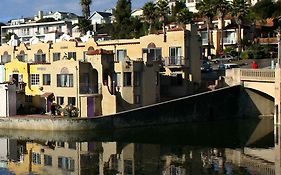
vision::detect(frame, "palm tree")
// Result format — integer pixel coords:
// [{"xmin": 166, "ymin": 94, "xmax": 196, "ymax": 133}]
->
[
  {"xmin": 142, "ymin": 2, "xmax": 157, "ymax": 34},
  {"xmin": 156, "ymin": 0, "xmax": 169, "ymax": 41},
  {"xmin": 231, "ymin": 0, "xmax": 250, "ymax": 55},
  {"xmin": 176, "ymin": 8, "xmax": 193, "ymax": 29},
  {"xmin": 80, "ymin": 0, "xmax": 92, "ymax": 19},
  {"xmin": 196, "ymin": 0, "xmax": 217, "ymax": 56},
  {"xmin": 156, "ymin": 0, "xmax": 169, "ymax": 23},
  {"xmin": 214, "ymin": 0, "xmax": 231, "ymax": 53}
]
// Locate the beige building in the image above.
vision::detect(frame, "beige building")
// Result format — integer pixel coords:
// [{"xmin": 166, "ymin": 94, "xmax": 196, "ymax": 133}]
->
[{"xmin": 0, "ymin": 24, "xmax": 201, "ymax": 117}]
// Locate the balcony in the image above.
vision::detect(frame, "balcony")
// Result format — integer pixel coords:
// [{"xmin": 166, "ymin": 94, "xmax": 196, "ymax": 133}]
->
[{"xmin": 162, "ymin": 56, "xmax": 187, "ymax": 67}]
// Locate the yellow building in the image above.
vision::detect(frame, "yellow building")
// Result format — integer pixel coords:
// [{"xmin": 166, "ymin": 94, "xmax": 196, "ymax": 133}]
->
[{"xmin": 1, "ymin": 24, "xmax": 201, "ymax": 117}]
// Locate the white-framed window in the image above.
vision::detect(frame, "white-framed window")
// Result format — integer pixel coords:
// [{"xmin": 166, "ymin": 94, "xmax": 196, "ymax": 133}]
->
[
  {"xmin": 57, "ymin": 74, "xmax": 73, "ymax": 87},
  {"xmin": 116, "ymin": 72, "xmax": 121, "ymax": 87},
  {"xmin": 142, "ymin": 48, "xmax": 162, "ymax": 62},
  {"xmin": 58, "ymin": 156, "xmax": 75, "ymax": 171},
  {"xmin": 116, "ymin": 49, "xmax": 127, "ymax": 62},
  {"xmin": 1, "ymin": 52, "xmax": 11, "ymax": 64},
  {"xmin": 169, "ymin": 47, "xmax": 182, "ymax": 65},
  {"xmin": 32, "ymin": 152, "xmax": 41, "ymax": 164},
  {"xmin": 68, "ymin": 52, "xmax": 76, "ymax": 60},
  {"xmin": 31, "ymin": 74, "xmax": 40, "ymax": 85},
  {"xmin": 57, "ymin": 96, "xmax": 64, "ymax": 105},
  {"xmin": 43, "ymin": 74, "xmax": 51, "ymax": 85},
  {"xmin": 34, "ymin": 54, "xmax": 46, "ymax": 63},
  {"xmin": 53, "ymin": 52, "xmax": 61, "ymax": 61}
]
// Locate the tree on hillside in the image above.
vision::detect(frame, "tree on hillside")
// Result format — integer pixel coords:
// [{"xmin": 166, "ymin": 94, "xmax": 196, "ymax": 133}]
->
[
  {"xmin": 79, "ymin": 0, "xmax": 93, "ymax": 35},
  {"xmin": 113, "ymin": 0, "xmax": 132, "ymax": 39},
  {"xmin": 231, "ymin": 0, "xmax": 250, "ymax": 54},
  {"xmin": 273, "ymin": 0, "xmax": 281, "ymax": 17},
  {"xmin": 80, "ymin": 0, "xmax": 92, "ymax": 19},
  {"xmin": 251, "ymin": 0, "xmax": 275, "ymax": 20},
  {"xmin": 196, "ymin": 0, "xmax": 217, "ymax": 56},
  {"xmin": 142, "ymin": 2, "xmax": 157, "ymax": 34},
  {"xmin": 156, "ymin": 0, "xmax": 169, "ymax": 41},
  {"xmin": 172, "ymin": 0, "xmax": 186, "ymax": 19},
  {"xmin": 215, "ymin": 0, "xmax": 231, "ymax": 53},
  {"xmin": 176, "ymin": 8, "xmax": 193, "ymax": 29}
]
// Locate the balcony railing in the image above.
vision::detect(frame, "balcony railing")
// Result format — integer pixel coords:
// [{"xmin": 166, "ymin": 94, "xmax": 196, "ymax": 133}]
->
[
  {"xmin": 162, "ymin": 56, "xmax": 187, "ymax": 67},
  {"xmin": 240, "ymin": 69, "xmax": 275, "ymax": 82}
]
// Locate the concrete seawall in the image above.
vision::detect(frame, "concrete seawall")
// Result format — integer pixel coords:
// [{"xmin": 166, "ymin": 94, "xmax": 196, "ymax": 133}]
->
[{"xmin": 0, "ymin": 85, "xmax": 271, "ymax": 131}]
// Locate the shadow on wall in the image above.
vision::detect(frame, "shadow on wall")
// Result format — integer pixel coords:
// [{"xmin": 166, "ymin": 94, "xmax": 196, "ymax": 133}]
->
[{"xmin": 239, "ymin": 88, "xmax": 274, "ymax": 117}]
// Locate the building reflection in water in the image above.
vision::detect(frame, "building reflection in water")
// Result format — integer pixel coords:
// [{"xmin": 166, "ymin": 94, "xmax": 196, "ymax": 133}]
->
[
  {"xmin": 0, "ymin": 139, "xmax": 276, "ymax": 175},
  {"xmin": 0, "ymin": 118, "xmax": 278, "ymax": 174}
]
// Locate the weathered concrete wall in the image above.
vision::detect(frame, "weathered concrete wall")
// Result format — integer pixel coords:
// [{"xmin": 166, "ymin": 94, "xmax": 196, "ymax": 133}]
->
[{"xmin": 0, "ymin": 85, "xmax": 274, "ymax": 131}]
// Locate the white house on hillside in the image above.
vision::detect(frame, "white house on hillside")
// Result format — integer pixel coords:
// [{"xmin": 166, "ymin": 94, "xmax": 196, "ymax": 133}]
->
[{"xmin": 89, "ymin": 11, "xmax": 113, "ymax": 25}]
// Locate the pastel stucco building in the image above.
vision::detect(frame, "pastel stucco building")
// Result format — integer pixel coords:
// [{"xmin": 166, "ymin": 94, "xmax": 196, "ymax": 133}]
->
[{"xmin": 0, "ymin": 24, "xmax": 201, "ymax": 117}]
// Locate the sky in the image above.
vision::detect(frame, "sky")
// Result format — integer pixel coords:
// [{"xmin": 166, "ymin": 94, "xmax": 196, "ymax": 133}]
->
[{"xmin": 0, "ymin": 0, "xmax": 152, "ymax": 23}]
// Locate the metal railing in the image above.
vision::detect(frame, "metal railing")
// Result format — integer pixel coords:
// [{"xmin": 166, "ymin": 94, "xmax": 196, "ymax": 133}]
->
[
  {"xmin": 162, "ymin": 56, "xmax": 187, "ymax": 66},
  {"xmin": 240, "ymin": 69, "xmax": 275, "ymax": 82}
]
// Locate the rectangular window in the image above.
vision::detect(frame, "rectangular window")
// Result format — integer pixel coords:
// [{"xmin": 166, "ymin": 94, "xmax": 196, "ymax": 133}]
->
[
  {"xmin": 83, "ymin": 51, "xmax": 87, "ymax": 61},
  {"xmin": 25, "ymin": 95, "xmax": 33, "ymax": 103},
  {"xmin": 57, "ymin": 96, "xmax": 64, "ymax": 105},
  {"xmin": 32, "ymin": 152, "xmax": 41, "ymax": 164},
  {"xmin": 58, "ymin": 156, "xmax": 75, "ymax": 171},
  {"xmin": 68, "ymin": 52, "xmax": 76, "ymax": 60},
  {"xmin": 169, "ymin": 47, "xmax": 182, "ymax": 65},
  {"xmin": 123, "ymin": 72, "xmax": 132, "ymax": 87},
  {"xmin": 134, "ymin": 72, "xmax": 141, "ymax": 87},
  {"xmin": 116, "ymin": 72, "xmax": 121, "ymax": 87},
  {"xmin": 44, "ymin": 155, "xmax": 52, "ymax": 166},
  {"xmin": 57, "ymin": 74, "xmax": 73, "ymax": 87},
  {"xmin": 53, "ymin": 52, "xmax": 61, "ymax": 61},
  {"xmin": 142, "ymin": 48, "xmax": 162, "ymax": 62},
  {"xmin": 68, "ymin": 142, "xmax": 76, "ymax": 150},
  {"xmin": 57, "ymin": 142, "xmax": 65, "ymax": 148},
  {"xmin": 68, "ymin": 97, "xmax": 76, "ymax": 106},
  {"xmin": 43, "ymin": 74, "xmax": 51, "ymax": 85},
  {"xmin": 34, "ymin": 54, "xmax": 46, "ymax": 63},
  {"xmin": 116, "ymin": 49, "xmax": 127, "ymax": 62},
  {"xmin": 31, "ymin": 74, "xmax": 40, "ymax": 85}
]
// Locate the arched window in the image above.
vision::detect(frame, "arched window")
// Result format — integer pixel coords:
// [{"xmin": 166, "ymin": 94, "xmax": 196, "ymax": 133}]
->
[
  {"xmin": 34, "ymin": 49, "xmax": 46, "ymax": 63},
  {"xmin": 17, "ymin": 50, "xmax": 27, "ymax": 62},
  {"xmin": 1, "ymin": 51, "xmax": 11, "ymax": 64}
]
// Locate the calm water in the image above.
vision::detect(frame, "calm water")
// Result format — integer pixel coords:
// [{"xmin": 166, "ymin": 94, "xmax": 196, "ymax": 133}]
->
[{"xmin": 0, "ymin": 118, "xmax": 277, "ymax": 175}]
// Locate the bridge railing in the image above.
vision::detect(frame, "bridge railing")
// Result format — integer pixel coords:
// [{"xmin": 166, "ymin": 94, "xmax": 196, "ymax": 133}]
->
[{"xmin": 240, "ymin": 69, "xmax": 275, "ymax": 82}]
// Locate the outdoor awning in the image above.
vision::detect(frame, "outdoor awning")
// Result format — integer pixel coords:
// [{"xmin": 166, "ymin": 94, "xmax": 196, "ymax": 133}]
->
[{"xmin": 41, "ymin": 92, "xmax": 54, "ymax": 98}]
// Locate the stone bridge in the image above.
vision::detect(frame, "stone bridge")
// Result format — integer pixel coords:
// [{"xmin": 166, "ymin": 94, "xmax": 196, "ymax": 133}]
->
[{"xmin": 225, "ymin": 68, "xmax": 280, "ymax": 124}]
